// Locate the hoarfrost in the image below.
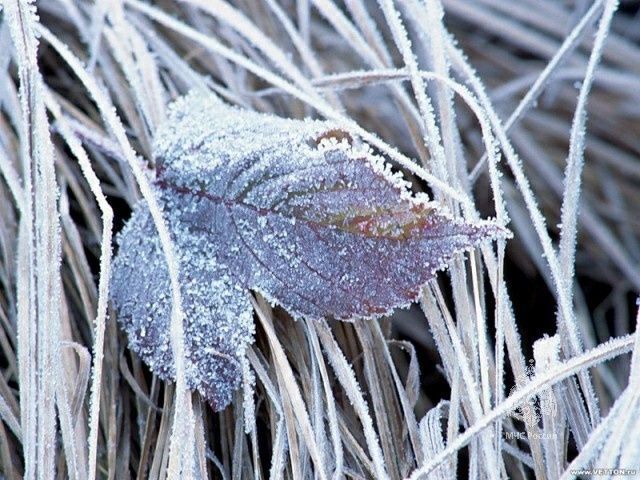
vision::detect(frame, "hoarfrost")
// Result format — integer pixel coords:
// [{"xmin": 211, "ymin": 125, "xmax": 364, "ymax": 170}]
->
[{"xmin": 111, "ymin": 91, "xmax": 507, "ymax": 410}]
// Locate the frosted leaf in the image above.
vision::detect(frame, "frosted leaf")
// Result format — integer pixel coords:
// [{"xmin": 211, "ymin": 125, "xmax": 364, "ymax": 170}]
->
[
  {"xmin": 111, "ymin": 205, "xmax": 254, "ymax": 410},
  {"xmin": 111, "ymin": 90, "xmax": 508, "ymax": 409}
]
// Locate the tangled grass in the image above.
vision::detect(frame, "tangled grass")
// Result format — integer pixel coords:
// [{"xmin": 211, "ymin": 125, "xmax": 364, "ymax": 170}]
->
[{"xmin": 0, "ymin": 0, "xmax": 639, "ymax": 478}]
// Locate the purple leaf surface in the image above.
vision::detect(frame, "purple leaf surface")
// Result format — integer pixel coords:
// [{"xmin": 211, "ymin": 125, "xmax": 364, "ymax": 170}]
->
[{"xmin": 111, "ymin": 91, "xmax": 507, "ymax": 410}]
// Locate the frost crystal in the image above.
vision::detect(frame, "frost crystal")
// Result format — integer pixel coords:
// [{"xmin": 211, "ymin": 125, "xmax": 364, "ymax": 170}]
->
[{"xmin": 111, "ymin": 91, "xmax": 507, "ymax": 410}]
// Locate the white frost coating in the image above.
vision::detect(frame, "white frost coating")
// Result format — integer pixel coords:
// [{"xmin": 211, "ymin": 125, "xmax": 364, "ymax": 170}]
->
[
  {"xmin": 408, "ymin": 333, "xmax": 636, "ymax": 480},
  {"xmin": 419, "ymin": 401, "xmax": 453, "ymax": 480},
  {"xmin": 36, "ymin": 25, "xmax": 195, "ymax": 476},
  {"xmin": 558, "ymin": 0, "xmax": 618, "ymax": 359},
  {"xmin": 241, "ymin": 356, "xmax": 256, "ymax": 435},
  {"xmin": 111, "ymin": 90, "xmax": 506, "ymax": 409},
  {"xmin": 125, "ymin": 0, "xmax": 472, "ymax": 210},
  {"xmin": 111, "ymin": 204, "xmax": 255, "ymax": 410}
]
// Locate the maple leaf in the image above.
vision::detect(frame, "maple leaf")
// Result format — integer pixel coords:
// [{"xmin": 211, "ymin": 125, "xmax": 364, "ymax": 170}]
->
[{"xmin": 110, "ymin": 91, "xmax": 508, "ymax": 410}]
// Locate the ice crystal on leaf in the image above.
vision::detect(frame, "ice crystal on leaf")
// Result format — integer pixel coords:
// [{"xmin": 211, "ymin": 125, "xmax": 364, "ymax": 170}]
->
[{"xmin": 111, "ymin": 91, "xmax": 508, "ymax": 410}]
